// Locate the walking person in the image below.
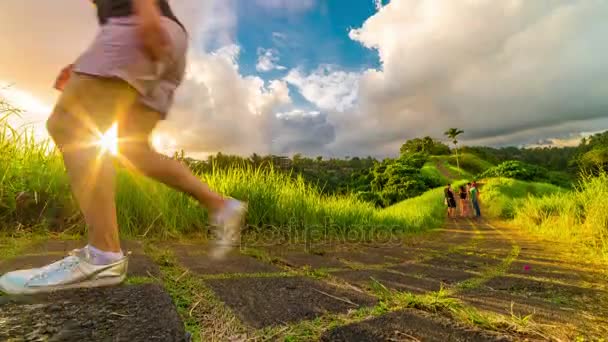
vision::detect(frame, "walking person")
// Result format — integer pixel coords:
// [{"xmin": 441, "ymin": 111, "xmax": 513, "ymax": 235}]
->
[
  {"xmin": 0, "ymin": 0, "xmax": 247, "ymax": 295},
  {"xmin": 470, "ymin": 181, "xmax": 482, "ymax": 218},
  {"xmin": 444, "ymin": 184, "xmax": 457, "ymax": 219},
  {"xmin": 458, "ymin": 185, "xmax": 469, "ymax": 217}
]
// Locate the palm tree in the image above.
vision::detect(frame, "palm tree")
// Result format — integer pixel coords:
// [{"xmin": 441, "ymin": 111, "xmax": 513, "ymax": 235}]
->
[{"xmin": 444, "ymin": 128, "xmax": 464, "ymax": 173}]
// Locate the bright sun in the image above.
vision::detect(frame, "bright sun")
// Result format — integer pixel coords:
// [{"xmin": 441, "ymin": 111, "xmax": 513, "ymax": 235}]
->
[{"xmin": 97, "ymin": 123, "xmax": 119, "ymax": 156}]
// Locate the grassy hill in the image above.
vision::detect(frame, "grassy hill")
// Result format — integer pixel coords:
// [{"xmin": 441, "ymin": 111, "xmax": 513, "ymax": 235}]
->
[
  {"xmin": 445, "ymin": 153, "xmax": 496, "ymax": 175},
  {"xmin": 421, "ymin": 153, "xmax": 494, "ymax": 184}
]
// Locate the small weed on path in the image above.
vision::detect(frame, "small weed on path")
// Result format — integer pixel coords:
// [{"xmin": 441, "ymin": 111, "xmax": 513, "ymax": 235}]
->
[{"xmin": 144, "ymin": 243, "xmax": 249, "ymax": 342}]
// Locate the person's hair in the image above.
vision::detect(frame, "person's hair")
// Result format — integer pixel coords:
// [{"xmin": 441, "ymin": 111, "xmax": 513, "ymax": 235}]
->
[
  {"xmin": 447, "ymin": 183, "xmax": 451, "ymax": 187},
  {"xmin": 460, "ymin": 185, "xmax": 465, "ymax": 192}
]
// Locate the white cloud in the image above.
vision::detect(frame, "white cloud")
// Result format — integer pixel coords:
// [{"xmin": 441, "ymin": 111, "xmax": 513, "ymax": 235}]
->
[
  {"xmin": 271, "ymin": 110, "xmax": 335, "ymax": 155},
  {"xmin": 327, "ymin": 0, "xmax": 608, "ymax": 156},
  {"xmin": 3, "ymin": 0, "xmax": 608, "ymax": 158},
  {"xmin": 256, "ymin": 48, "xmax": 286, "ymax": 72},
  {"xmin": 155, "ymin": 46, "xmax": 292, "ymax": 155},
  {"xmin": 373, "ymin": 0, "xmax": 384, "ymax": 11},
  {"xmin": 272, "ymin": 32, "xmax": 287, "ymax": 43},
  {"xmin": 276, "ymin": 109, "xmax": 321, "ymax": 119},
  {"xmin": 284, "ymin": 65, "xmax": 361, "ymax": 112},
  {"xmin": 253, "ymin": 0, "xmax": 316, "ymax": 12},
  {"xmin": 526, "ymin": 129, "xmax": 606, "ymax": 148}
]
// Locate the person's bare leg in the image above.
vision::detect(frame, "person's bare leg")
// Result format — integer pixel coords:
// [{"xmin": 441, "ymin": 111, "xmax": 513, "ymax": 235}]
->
[
  {"xmin": 127, "ymin": 149, "xmax": 226, "ymax": 211},
  {"xmin": 117, "ymin": 107, "xmax": 225, "ymax": 212},
  {"xmin": 117, "ymin": 104, "xmax": 246, "ymax": 261},
  {"xmin": 46, "ymin": 75, "xmax": 127, "ymax": 253},
  {"xmin": 63, "ymin": 140, "xmax": 119, "ymax": 252},
  {"xmin": 47, "ymin": 116, "xmax": 120, "ymax": 252}
]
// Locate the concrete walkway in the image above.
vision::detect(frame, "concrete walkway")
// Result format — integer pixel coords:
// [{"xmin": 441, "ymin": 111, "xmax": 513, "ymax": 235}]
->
[{"xmin": 1, "ymin": 220, "xmax": 606, "ymax": 341}]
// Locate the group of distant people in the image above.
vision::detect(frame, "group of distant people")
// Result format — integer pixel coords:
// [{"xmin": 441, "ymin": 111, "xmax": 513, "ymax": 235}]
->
[{"xmin": 444, "ymin": 181, "xmax": 481, "ymax": 219}]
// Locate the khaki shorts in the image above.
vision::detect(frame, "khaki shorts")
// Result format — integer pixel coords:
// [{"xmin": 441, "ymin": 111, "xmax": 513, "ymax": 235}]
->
[{"xmin": 52, "ymin": 73, "xmax": 161, "ymax": 150}]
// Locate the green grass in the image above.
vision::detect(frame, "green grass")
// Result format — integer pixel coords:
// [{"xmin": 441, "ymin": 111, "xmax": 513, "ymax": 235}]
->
[
  {"xmin": 444, "ymin": 162, "xmax": 473, "ymax": 180},
  {"xmin": 0, "ymin": 107, "xmax": 446, "ymax": 240},
  {"xmin": 370, "ymin": 283, "xmax": 545, "ymax": 338},
  {"xmin": 421, "ymin": 162, "xmax": 448, "ymax": 184},
  {"xmin": 477, "ymin": 177, "xmax": 563, "ymax": 219},
  {"xmin": 426, "ymin": 155, "xmax": 478, "ymax": 183},
  {"xmin": 144, "ymin": 244, "xmax": 248, "ymax": 341},
  {"xmin": 0, "ymin": 232, "xmax": 47, "ymax": 260},
  {"xmin": 382, "ymin": 185, "xmax": 450, "ymax": 230},
  {"xmin": 446, "ymin": 153, "xmax": 495, "ymax": 175},
  {"xmin": 513, "ymin": 173, "xmax": 608, "ymax": 261}
]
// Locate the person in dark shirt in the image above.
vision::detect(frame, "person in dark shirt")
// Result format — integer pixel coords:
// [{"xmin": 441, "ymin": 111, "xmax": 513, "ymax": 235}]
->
[
  {"xmin": 444, "ymin": 184, "xmax": 457, "ymax": 218},
  {"xmin": 0, "ymin": 0, "xmax": 246, "ymax": 295}
]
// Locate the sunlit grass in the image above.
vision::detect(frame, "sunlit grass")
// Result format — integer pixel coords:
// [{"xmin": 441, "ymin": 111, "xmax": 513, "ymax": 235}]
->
[
  {"xmin": 0, "ymin": 108, "xmax": 443, "ymax": 239},
  {"xmin": 513, "ymin": 172, "xmax": 608, "ymax": 261},
  {"xmin": 476, "ymin": 177, "xmax": 563, "ymax": 219}
]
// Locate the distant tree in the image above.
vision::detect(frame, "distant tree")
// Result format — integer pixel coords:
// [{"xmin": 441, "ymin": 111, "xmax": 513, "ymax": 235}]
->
[
  {"xmin": 580, "ymin": 147, "xmax": 608, "ymax": 174},
  {"xmin": 444, "ymin": 128, "xmax": 464, "ymax": 172},
  {"xmin": 400, "ymin": 136, "xmax": 450, "ymax": 156}
]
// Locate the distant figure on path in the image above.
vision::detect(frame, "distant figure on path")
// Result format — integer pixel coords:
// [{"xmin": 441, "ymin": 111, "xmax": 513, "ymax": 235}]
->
[
  {"xmin": 0, "ymin": 0, "xmax": 247, "ymax": 295},
  {"xmin": 444, "ymin": 184, "xmax": 457, "ymax": 218},
  {"xmin": 458, "ymin": 185, "xmax": 469, "ymax": 217},
  {"xmin": 470, "ymin": 181, "xmax": 481, "ymax": 218}
]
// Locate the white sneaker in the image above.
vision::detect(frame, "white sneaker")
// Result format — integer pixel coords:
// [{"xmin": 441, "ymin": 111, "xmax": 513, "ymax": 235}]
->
[
  {"xmin": 0, "ymin": 247, "xmax": 128, "ymax": 295},
  {"xmin": 210, "ymin": 199, "xmax": 248, "ymax": 259}
]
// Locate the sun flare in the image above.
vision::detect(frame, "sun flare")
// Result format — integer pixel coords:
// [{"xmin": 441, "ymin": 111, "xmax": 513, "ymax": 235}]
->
[{"xmin": 97, "ymin": 123, "xmax": 119, "ymax": 156}]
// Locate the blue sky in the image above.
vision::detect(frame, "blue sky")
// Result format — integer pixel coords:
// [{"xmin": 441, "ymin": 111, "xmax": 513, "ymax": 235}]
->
[{"xmin": 233, "ymin": 0, "xmax": 381, "ymax": 108}]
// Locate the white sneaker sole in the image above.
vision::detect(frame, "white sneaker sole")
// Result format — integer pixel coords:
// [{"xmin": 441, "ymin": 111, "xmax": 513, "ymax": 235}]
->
[
  {"xmin": 210, "ymin": 202, "xmax": 248, "ymax": 260},
  {"xmin": 0, "ymin": 274, "xmax": 127, "ymax": 295}
]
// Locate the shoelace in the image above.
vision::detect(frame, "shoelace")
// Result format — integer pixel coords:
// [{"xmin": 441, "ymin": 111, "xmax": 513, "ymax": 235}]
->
[{"xmin": 28, "ymin": 248, "xmax": 86, "ymax": 282}]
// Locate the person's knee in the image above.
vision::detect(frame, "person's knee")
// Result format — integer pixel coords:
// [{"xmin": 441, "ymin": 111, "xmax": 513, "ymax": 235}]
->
[
  {"xmin": 47, "ymin": 110, "xmax": 76, "ymax": 147},
  {"xmin": 120, "ymin": 142, "xmax": 153, "ymax": 168}
]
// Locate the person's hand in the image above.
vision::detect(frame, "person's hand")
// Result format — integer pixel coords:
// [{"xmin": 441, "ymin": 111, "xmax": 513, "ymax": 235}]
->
[
  {"xmin": 137, "ymin": 18, "xmax": 170, "ymax": 61},
  {"xmin": 53, "ymin": 64, "xmax": 74, "ymax": 91},
  {"xmin": 135, "ymin": 1, "xmax": 170, "ymax": 61}
]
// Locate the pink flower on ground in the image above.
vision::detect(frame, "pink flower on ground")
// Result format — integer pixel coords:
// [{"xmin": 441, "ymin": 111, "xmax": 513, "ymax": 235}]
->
[{"xmin": 523, "ymin": 265, "xmax": 531, "ymax": 271}]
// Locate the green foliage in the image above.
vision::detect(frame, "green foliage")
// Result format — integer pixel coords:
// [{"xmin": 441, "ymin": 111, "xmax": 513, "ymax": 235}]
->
[
  {"xmin": 480, "ymin": 161, "xmax": 547, "ymax": 181},
  {"xmin": 0, "ymin": 103, "xmax": 445, "ymax": 237},
  {"xmin": 399, "ymin": 136, "xmax": 450, "ymax": 156},
  {"xmin": 369, "ymin": 153, "xmax": 440, "ymax": 207},
  {"xmin": 575, "ymin": 132, "xmax": 608, "ymax": 173},
  {"xmin": 461, "ymin": 145, "xmax": 578, "ymax": 174},
  {"xmin": 354, "ymin": 191, "xmax": 383, "ymax": 207},
  {"xmin": 580, "ymin": 146, "xmax": 608, "ymax": 168},
  {"xmin": 185, "ymin": 153, "xmax": 378, "ymax": 197},
  {"xmin": 444, "ymin": 128, "xmax": 464, "ymax": 145},
  {"xmin": 476, "ymin": 178, "xmax": 563, "ymax": 219},
  {"xmin": 479, "ymin": 160, "xmax": 571, "ymax": 188},
  {"xmin": 514, "ymin": 172, "xmax": 608, "ymax": 261}
]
